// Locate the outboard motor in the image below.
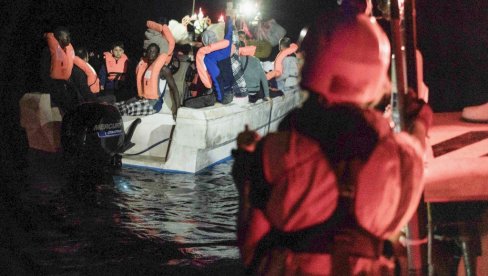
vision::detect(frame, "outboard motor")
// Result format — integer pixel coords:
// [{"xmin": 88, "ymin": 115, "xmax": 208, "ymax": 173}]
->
[{"xmin": 61, "ymin": 102, "xmax": 140, "ymax": 176}]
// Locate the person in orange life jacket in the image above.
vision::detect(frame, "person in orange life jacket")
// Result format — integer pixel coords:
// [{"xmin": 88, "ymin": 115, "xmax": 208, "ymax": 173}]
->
[
  {"xmin": 98, "ymin": 41, "xmax": 130, "ymax": 101},
  {"xmin": 266, "ymin": 37, "xmax": 299, "ymax": 98},
  {"xmin": 40, "ymin": 26, "xmax": 81, "ymax": 114},
  {"xmin": 72, "ymin": 47, "xmax": 99, "ymax": 102},
  {"xmin": 195, "ymin": 18, "xmax": 236, "ymax": 104},
  {"xmin": 72, "ymin": 47, "xmax": 116, "ymax": 104},
  {"xmin": 114, "ymin": 43, "xmax": 169, "ymax": 117},
  {"xmin": 232, "ymin": 14, "xmax": 433, "ymax": 275},
  {"xmin": 143, "ymin": 17, "xmax": 181, "ymax": 116}
]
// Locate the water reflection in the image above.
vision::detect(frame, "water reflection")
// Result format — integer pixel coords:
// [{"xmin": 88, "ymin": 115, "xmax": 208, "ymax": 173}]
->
[
  {"xmin": 113, "ymin": 163, "xmax": 240, "ymax": 265},
  {"xmin": 2, "ymin": 150, "xmax": 244, "ymax": 274}
]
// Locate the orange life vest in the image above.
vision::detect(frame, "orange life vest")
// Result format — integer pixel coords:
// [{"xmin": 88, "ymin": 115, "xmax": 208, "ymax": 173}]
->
[
  {"xmin": 45, "ymin": 32, "xmax": 74, "ymax": 80},
  {"xmin": 73, "ymin": 56, "xmax": 100, "ymax": 93},
  {"xmin": 196, "ymin": 39, "xmax": 230, "ymax": 89},
  {"xmin": 103, "ymin": 52, "xmax": 128, "ymax": 81},
  {"xmin": 266, "ymin": 43, "xmax": 299, "ymax": 80},
  {"xmin": 135, "ymin": 53, "xmax": 168, "ymax": 100}
]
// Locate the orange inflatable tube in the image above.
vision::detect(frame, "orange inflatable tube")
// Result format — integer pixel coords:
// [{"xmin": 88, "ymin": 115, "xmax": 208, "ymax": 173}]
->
[
  {"xmin": 266, "ymin": 43, "xmax": 298, "ymax": 80},
  {"xmin": 146, "ymin": 21, "xmax": 175, "ymax": 65},
  {"xmin": 196, "ymin": 39, "xmax": 230, "ymax": 89}
]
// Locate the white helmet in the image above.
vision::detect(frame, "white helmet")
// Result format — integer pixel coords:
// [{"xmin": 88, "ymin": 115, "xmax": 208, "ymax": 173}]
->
[{"xmin": 301, "ymin": 14, "xmax": 391, "ymax": 105}]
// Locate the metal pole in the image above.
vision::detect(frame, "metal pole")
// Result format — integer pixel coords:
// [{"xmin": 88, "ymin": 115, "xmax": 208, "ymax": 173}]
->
[
  {"xmin": 391, "ymin": 0, "xmax": 427, "ymax": 275},
  {"xmin": 404, "ymin": 0, "xmax": 418, "ymax": 92},
  {"xmin": 390, "ymin": 0, "xmax": 407, "ymax": 132}
]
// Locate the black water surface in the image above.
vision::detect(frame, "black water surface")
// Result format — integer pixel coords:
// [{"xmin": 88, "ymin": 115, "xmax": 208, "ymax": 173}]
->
[{"xmin": 0, "ymin": 150, "xmax": 245, "ymax": 275}]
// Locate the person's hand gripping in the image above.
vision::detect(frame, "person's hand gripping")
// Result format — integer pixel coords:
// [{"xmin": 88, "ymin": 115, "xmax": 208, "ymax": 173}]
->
[{"xmin": 236, "ymin": 125, "xmax": 260, "ymax": 153}]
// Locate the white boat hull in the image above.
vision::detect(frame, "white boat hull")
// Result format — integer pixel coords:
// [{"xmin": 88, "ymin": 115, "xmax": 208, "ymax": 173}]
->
[
  {"xmin": 122, "ymin": 90, "xmax": 302, "ymax": 173},
  {"xmin": 19, "ymin": 58, "xmax": 303, "ymax": 173}
]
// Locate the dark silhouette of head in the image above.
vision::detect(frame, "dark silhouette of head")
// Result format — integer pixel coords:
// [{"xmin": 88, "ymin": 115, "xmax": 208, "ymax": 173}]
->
[
  {"xmin": 54, "ymin": 26, "xmax": 71, "ymax": 49},
  {"xmin": 75, "ymin": 46, "xmax": 89, "ymax": 60}
]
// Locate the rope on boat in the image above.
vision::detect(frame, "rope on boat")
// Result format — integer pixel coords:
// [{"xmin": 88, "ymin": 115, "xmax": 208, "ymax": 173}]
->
[
  {"xmin": 122, "ymin": 138, "xmax": 171, "ymax": 156},
  {"xmin": 266, "ymin": 98, "xmax": 273, "ymax": 135}
]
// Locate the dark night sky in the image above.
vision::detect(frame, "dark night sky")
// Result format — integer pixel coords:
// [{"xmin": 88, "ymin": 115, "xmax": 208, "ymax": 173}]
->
[
  {"xmin": 2, "ymin": 0, "xmax": 486, "ymax": 106},
  {"xmin": 1, "ymin": 0, "xmax": 330, "ymax": 91},
  {"xmin": 1, "ymin": 0, "xmax": 488, "ymax": 167}
]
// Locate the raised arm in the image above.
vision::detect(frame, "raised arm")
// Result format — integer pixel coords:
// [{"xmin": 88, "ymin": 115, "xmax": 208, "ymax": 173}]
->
[
  {"xmin": 44, "ymin": 33, "xmax": 57, "ymax": 50},
  {"xmin": 196, "ymin": 40, "xmax": 230, "ymax": 89},
  {"xmin": 266, "ymin": 43, "xmax": 298, "ymax": 80},
  {"xmin": 146, "ymin": 21, "xmax": 175, "ymax": 65}
]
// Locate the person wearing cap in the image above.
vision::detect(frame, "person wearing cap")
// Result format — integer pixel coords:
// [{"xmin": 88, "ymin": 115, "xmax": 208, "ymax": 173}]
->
[{"xmin": 232, "ymin": 12, "xmax": 433, "ymax": 275}]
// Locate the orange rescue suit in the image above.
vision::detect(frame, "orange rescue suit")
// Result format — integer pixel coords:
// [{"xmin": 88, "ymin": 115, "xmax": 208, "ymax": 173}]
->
[
  {"xmin": 45, "ymin": 32, "xmax": 75, "ymax": 80},
  {"xmin": 73, "ymin": 56, "xmax": 100, "ymax": 93}
]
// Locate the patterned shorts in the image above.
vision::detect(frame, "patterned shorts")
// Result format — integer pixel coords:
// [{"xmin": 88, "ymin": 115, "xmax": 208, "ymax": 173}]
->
[{"xmin": 115, "ymin": 99, "xmax": 158, "ymax": 116}]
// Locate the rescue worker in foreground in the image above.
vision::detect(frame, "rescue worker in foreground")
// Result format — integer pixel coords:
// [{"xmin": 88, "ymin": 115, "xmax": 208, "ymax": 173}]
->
[{"xmin": 232, "ymin": 14, "xmax": 433, "ymax": 275}]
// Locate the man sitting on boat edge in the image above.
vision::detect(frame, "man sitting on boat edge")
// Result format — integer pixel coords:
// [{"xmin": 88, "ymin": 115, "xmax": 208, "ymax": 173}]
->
[{"xmin": 115, "ymin": 21, "xmax": 174, "ymax": 118}]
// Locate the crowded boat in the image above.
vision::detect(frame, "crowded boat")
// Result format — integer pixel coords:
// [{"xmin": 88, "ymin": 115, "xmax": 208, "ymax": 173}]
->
[
  {"xmin": 15, "ymin": 0, "xmax": 488, "ymax": 274},
  {"xmin": 20, "ymin": 3, "xmax": 303, "ymax": 173}
]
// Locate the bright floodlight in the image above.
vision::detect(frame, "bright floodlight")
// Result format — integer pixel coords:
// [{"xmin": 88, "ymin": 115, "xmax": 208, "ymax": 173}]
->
[{"xmin": 239, "ymin": 1, "xmax": 257, "ymax": 17}]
